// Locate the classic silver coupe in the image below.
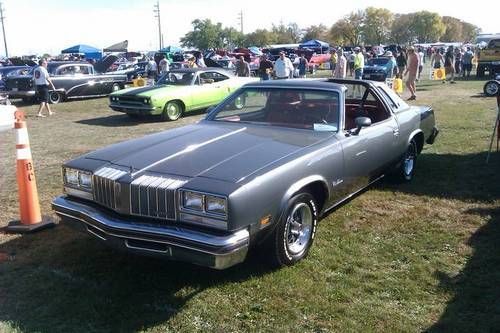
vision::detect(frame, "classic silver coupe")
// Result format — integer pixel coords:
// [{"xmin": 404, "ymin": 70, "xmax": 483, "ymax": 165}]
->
[{"xmin": 52, "ymin": 79, "xmax": 438, "ymax": 269}]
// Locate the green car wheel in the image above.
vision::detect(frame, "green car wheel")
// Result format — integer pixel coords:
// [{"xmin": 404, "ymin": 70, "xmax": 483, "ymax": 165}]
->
[{"xmin": 161, "ymin": 101, "xmax": 184, "ymax": 121}]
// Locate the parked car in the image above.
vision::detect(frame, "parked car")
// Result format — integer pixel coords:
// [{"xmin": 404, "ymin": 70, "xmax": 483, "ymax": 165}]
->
[
  {"xmin": 483, "ymin": 74, "xmax": 500, "ymax": 96},
  {"xmin": 111, "ymin": 61, "xmax": 148, "ymax": 82},
  {"xmin": 4, "ymin": 60, "xmax": 127, "ymax": 104},
  {"xmin": 109, "ymin": 67, "xmax": 258, "ymax": 121},
  {"xmin": 362, "ymin": 57, "xmax": 393, "ymax": 81},
  {"xmin": 52, "ymin": 78, "xmax": 438, "ymax": 269},
  {"xmin": 0, "ymin": 66, "xmax": 33, "ymax": 91},
  {"xmin": 477, "ymin": 38, "xmax": 500, "ymax": 77}
]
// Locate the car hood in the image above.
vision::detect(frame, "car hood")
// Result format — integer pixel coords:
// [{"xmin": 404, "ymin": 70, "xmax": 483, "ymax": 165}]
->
[{"xmin": 83, "ymin": 122, "xmax": 333, "ymax": 183}]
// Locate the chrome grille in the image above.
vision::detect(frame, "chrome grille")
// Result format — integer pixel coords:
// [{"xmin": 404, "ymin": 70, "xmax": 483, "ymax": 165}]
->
[
  {"xmin": 92, "ymin": 167, "xmax": 127, "ymax": 210},
  {"xmin": 130, "ymin": 175, "xmax": 186, "ymax": 220}
]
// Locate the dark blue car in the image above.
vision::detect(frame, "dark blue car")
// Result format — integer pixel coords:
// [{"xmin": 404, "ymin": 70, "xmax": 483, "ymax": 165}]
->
[{"xmin": 362, "ymin": 57, "xmax": 394, "ymax": 81}]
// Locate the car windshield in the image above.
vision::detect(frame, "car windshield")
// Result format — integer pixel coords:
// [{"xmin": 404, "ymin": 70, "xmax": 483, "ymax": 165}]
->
[
  {"xmin": 208, "ymin": 88, "xmax": 340, "ymax": 131},
  {"xmin": 157, "ymin": 71, "xmax": 194, "ymax": 85},
  {"xmin": 367, "ymin": 58, "xmax": 389, "ymax": 66}
]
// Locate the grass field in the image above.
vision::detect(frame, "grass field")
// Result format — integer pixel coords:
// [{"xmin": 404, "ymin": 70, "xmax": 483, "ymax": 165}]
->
[{"xmin": 0, "ymin": 74, "xmax": 499, "ymax": 332}]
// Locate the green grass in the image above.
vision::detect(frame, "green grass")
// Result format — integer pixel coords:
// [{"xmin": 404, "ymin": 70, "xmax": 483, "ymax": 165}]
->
[{"xmin": 0, "ymin": 75, "xmax": 499, "ymax": 332}]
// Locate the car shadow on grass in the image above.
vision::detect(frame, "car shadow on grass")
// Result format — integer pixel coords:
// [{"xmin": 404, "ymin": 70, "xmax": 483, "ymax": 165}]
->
[
  {"xmin": 425, "ymin": 207, "xmax": 500, "ymax": 332},
  {"xmin": 76, "ymin": 109, "xmax": 208, "ymax": 127},
  {"xmin": 380, "ymin": 151, "xmax": 500, "ymax": 202},
  {"xmin": 0, "ymin": 225, "xmax": 274, "ymax": 332}
]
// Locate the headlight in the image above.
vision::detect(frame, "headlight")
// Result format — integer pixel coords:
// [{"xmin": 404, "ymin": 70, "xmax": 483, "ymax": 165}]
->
[
  {"xmin": 64, "ymin": 168, "xmax": 79, "ymax": 186},
  {"xmin": 205, "ymin": 195, "xmax": 227, "ymax": 215},
  {"xmin": 182, "ymin": 191, "xmax": 203, "ymax": 211},
  {"xmin": 63, "ymin": 167, "xmax": 92, "ymax": 191},
  {"xmin": 78, "ymin": 172, "xmax": 92, "ymax": 189},
  {"xmin": 143, "ymin": 98, "xmax": 149, "ymax": 104}
]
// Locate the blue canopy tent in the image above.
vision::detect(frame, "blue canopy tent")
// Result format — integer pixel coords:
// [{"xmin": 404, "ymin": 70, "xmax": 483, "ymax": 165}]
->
[
  {"xmin": 61, "ymin": 44, "xmax": 102, "ymax": 60},
  {"xmin": 299, "ymin": 40, "xmax": 330, "ymax": 53}
]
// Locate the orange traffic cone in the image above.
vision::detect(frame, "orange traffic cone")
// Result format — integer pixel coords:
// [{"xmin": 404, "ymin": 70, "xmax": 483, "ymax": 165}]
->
[{"xmin": 6, "ymin": 110, "xmax": 54, "ymax": 233}]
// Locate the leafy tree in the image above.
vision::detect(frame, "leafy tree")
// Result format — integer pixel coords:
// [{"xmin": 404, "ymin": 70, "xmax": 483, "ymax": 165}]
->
[
  {"xmin": 180, "ymin": 19, "xmax": 225, "ymax": 49},
  {"xmin": 244, "ymin": 29, "xmax": 276, "ymax": 47},
  {"xmin": 329, "ymin": 10, "xmax": 365, "ymax": 46},
  {"xmin": 302, "ymin": 24, "xmax": 329, "ymax": 42},
  {"xmin": 221, "ymin": 27, "xmax": 245, "ymax": 49},
  {"xmin": 411, "ymin": 11, "xmax": 445, "ymax": 43},
  {"xmin": 461, "ymin": 22, "xmax": 481, "ymax": 43},
  {"xmin": 271, "ymin": 22, "xmax": 302, "ymax": 44},
  {"xmin": 390, "ymin": 13, "xmax": 417, "ymax": 45},
  {"xmin": 363, "ymin": 7, "xmax": 393, "ymax": 45},
  {"xmin": 441, "ymin": 16, "xmax": 463, "ymax": 42}
]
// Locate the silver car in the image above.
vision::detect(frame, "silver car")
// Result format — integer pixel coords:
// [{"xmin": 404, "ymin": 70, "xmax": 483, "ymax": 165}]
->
[{"xmin": 52, "ymin": 79, "xmax": 438, "ymax": 269}]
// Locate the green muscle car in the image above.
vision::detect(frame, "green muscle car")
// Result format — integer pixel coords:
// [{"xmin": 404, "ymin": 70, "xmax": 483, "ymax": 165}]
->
[{"xmin": 109, "ymin": 68, "xmax": 258, "ymax": 121}]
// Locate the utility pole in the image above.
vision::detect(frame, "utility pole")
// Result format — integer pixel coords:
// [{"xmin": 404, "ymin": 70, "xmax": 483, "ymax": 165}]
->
[
  {"xmin": 0, "ymin": 2, "xmax": 8, "ymax": 57},
  {"xmin": 153, "ymin": 1, "xmax": 162, "ymax": 50},
  {"xmin": 237, "ymin": 10, "xmax": 243, "ymax": 34}
]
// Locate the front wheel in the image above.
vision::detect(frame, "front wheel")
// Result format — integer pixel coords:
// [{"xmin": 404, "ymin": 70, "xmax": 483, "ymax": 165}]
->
[
  {"xmin": 269, "ymin": 192, "xmax": 318, "ymax": 267},
  {"xmin": 111, "ymin": 83, "xmax": 122, "ymax": 92},
  {"xmin": 161, "ymin": 101, "xmax": 183, "ymax": 121},
  {"xmin": 484, "ymin": 81, "xmax": 499, "ymax": 97}
]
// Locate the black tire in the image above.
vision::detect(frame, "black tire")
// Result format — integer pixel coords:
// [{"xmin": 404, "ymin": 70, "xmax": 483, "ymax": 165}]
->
[
  {"xmin": 393, "ymin": 139, "xmax": 418, "ymax": 182},
  {"xmin": 49, "ymin": 91, "xmax": 63, "ymax": 104},
  {"xmin": 483, "ymin": 81, "xmax": 499, "ymax": 97},
  {"xmin": 161, "ymin": 101, "xmax": 183, "ymax": 121},
  {"xmin": 269, "ymin": 192, "xmax": 318, "ymax": 267}
]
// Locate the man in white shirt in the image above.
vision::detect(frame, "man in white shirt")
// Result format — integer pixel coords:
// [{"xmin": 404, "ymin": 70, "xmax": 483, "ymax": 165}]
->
[
  {"xmin": 146, "ymin": 58, "xmax": 158, "ymax": 83},
  {"xmin": 273, "ymin": 52, "xmax": 294, "ymax": 79},
  {"xmin": 33, "ymin": 59, "xmax": 56, "ymax": 117},
  {"xmin": 158, "ymin": 56, "xmax": 169, "ymax": 76}
]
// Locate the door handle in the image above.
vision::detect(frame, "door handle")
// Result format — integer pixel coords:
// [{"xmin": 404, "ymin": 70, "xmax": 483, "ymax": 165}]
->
[{"xmin": 392, "ymin": 128, "xmax": 400, "ymax": 136}]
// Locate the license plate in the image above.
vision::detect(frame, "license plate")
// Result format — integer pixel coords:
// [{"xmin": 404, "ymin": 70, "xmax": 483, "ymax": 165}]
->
[{"xmin": 11, "ymin": 88, "xmax": 18, "ymax": 92}]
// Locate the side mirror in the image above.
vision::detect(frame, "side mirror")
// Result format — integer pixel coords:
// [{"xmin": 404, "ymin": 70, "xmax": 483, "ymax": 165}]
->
[{"xmin": 352, "ymin": 116, "xmax": 371, "ymax": 135}]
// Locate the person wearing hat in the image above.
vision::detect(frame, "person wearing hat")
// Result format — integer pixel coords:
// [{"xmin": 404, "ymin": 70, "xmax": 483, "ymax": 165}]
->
[
  {"xmin": 384, "ymin": 51, "xmax": 397, "ymax": 78},
  {"xmin": 273, "ymin": 52, "xmax": 294, "ymax": 79},
  {"xmin": 333, "ymin": 48, "xmax": 347, "ymax": 79},
  {"xmin": 353, "ymin": 47, "xmax": 365, "ymax": 79}
]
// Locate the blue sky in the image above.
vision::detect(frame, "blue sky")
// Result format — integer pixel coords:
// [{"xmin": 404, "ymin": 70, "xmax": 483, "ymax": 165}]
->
[{"xmin": 2, "ymin": 0, "xmax": 499, "ymax": 56}]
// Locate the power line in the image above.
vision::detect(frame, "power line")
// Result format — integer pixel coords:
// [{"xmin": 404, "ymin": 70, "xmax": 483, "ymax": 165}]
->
[
  {"xmin": 0, "ymin": 2, "xmax": 8, "ymax": 57},
  {"xmin": 153, "ymin": 1, "xmax": 162, "ymax": 50}
]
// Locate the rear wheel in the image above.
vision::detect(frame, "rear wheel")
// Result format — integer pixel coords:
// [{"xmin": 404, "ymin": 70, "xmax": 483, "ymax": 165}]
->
[
  {"xmin": 484, "ymin": 81, "xmax": 499, "ymax": 97},
  {"xmin": 393, "ymin": 139, "xmax": 418, "ymax": 182},
  {"xmin": 268, "ymin": 192, "xmax": 318, "ymax": 267},
  {"xmin": 49, "ymin": 91, "xmax": 63, "ymax": 104},
  {"xmin": 161, "ymin": 101, "xmax": 183, "ymax": 121},
  {"xmin": 111, "ymin": 83, "xmax": 122, "ymax": 92}
]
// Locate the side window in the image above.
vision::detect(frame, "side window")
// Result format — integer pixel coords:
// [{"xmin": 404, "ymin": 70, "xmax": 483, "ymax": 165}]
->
[
  {"xmin": 79, "ymin": 66, "xmax": 91, "ymax": 75},
  {"xmin": 199, "ymin": 72, "xmax": 214, "ymax": 84}
]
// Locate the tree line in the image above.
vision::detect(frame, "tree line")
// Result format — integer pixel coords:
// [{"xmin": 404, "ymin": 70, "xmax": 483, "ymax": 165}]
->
[{"xmin": 180, "ymin": 7, "xmax": 480, "ymax": 50}]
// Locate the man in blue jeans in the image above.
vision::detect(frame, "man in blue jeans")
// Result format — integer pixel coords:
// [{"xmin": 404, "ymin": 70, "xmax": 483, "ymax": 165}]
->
[{"xmin": 353, "ymin": 47, "xmax": 365, "ymax": 79}]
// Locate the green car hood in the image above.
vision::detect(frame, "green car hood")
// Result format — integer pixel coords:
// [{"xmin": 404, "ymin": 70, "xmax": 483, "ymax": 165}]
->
[{"xmin": 111, "ymin": 85, "xmax": 182, "ymax": 98}]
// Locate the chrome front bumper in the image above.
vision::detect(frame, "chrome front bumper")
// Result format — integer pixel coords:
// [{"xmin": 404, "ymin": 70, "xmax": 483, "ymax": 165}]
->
[{"xmin": 52, "ymin": 196, "xmax": 249, "ymax": 269}]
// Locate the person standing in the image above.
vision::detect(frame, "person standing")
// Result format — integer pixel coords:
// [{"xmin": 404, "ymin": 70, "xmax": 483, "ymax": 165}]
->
[
  {"xmin": 34, "ymin": 59, "xmax": 56, "ymax": 117},
  {"xmin": 159, "ymin": 55, "xmax": 169, "ymax": 76},
  {"xmin": 396, "ymin": 49, "xmax": 407, "ymax": 77},
  {"xmin": 196, "ymin": 52, "xmax": 207, "ymax": 68},
  {"xmin": 146, "ymin": 58, "xmax": 158, "ymax": 83},
  {"xmin": 404, "ymin": 47, "xmax": 419, "ymax": 100},
  {"xmin": 384, "ymin": 51, "xmax": 397, "ymax": 79},
  {"xmin": 444, "ymin": 46, "xmax": 456, "ymax": 83},
  {"xmin": 258, "ymin": 55, "xmax": 274, "ymax": 80},
  {"xmin": 347, "ymin": 52, "xmax": 355, "ymax": 77},
  {"xmin": 330, "ymin": 50, "xmax": 338, "ymax": 76},
  {"xmin": 353, "ymin": 47, "xmax": 364, "ymax": 79},
  {"xmin": 297, "ymin": 54, "xmax": 309, "ymax": 78},
  {"xmin": 187, "ymin": 56, "xmax": 198, "ymax": 68},
  {"xmin": 417, "ymin": 48, "xmax": 425, "ymax": 81},
  {"xmin": 273, "ymin": 52, "xmax": 294, "ymax": 79},
  {"xmin": 235, "ymin": 56, "xmax": 251, "ymax": 77},
  {"xmin": 454, "ymin": 47, "xmax": 463, "ymax": 78},
  {"xmin": 333, "ymin": 48, "xmax": 347, "ymax": 79},
  {"xmin": 462, "ymin": 47, "xmax": 474, "ymax": 77}
]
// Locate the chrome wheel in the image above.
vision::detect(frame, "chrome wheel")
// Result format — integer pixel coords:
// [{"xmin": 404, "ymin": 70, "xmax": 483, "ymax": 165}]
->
[
  {"xmin": 403, "ymin": 141, "xmax": 417, "ymax": 180},
  {"xmin": 112, "ymin": 83, "xmax": 121, "ymax": 92},
  {"xmin": 285, "ymin": 202, "xmax": 313, "ymax": 255},
  {"xmin": 163, "ymin": 101, "xmax": 183, "ymax": 121}
]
